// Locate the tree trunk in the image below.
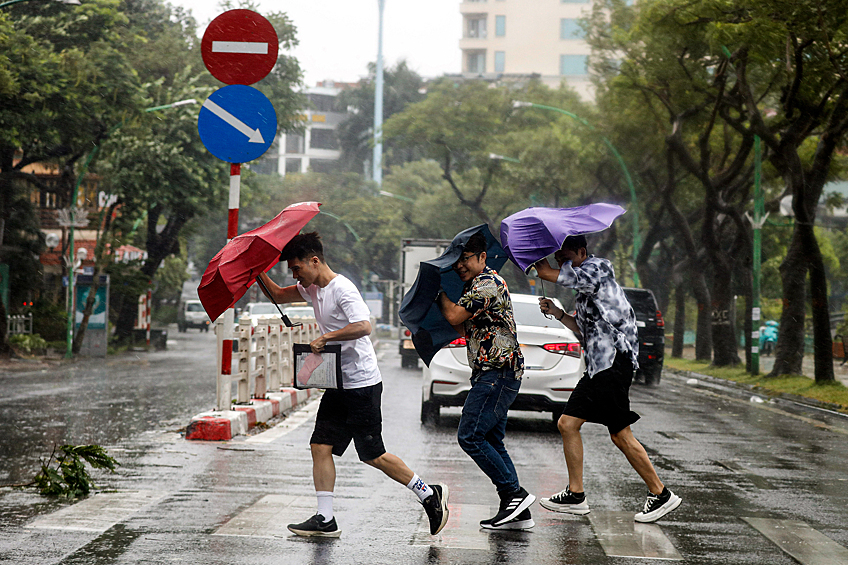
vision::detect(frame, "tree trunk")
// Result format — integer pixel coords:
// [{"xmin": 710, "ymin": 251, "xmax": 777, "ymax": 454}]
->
[
  {"xmin": 770, "ymin": 229, "xmax": 806, "ymax": 376},
  {"xmin": 672, "ymin": 283, "xmax": 685, "ymax": 358},
  {"xmin": 805, "ymin": 225, "xmax": 834, "ymax": 382},
  {"xmin": 710, "ymin": 264, "xmax": 740, "ymax": 366}
]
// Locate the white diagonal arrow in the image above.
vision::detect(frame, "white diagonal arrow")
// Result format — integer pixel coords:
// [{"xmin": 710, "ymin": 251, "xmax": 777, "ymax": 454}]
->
[
  {"xmin": 212, "ymin": 41, "xmax": 269, "ymax": 55},
  {"xmin": 202, "ymin": 99, "xmax": 265, "ymax": 144}
]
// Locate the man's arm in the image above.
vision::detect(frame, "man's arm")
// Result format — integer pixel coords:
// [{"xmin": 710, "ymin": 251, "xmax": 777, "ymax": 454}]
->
[
  {"xmin": 309, "ymin": 320, "xmax": 371, "ymax": 354},
  {"xmin": 437, "ymin": 291, "xmax": 473, "ymax": 326},
  {"xmin": 539, "ymin": 298, "xmax": 583, "ymax": 340},
  {"xmin": 257, "ymin": 272, "xmax": 303, "ymax": 304}
]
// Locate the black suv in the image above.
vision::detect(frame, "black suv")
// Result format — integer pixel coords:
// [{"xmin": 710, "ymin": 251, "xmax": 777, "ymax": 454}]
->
[{"xmin": 623, "ymin": 288, "xmax": 665, "ymax": 385}]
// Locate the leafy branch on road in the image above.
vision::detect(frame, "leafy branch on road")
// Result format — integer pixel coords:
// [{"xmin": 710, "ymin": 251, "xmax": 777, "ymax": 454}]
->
[{"xmin": 0, "ymin": 444, "xmax": 119, "ymax": 498}]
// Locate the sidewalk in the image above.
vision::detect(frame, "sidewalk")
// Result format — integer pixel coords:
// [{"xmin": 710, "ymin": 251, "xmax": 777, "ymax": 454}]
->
[{"xmin": 672, "ymin": 346, "xmax": 848, "ymax": 387}]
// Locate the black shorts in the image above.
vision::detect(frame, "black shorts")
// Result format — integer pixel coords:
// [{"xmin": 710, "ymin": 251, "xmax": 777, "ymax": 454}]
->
[
  {"xmin": 310, "ymin": 382, "xmax": 386, "ymax": 462},
  {"xmin": 561, "ymin": 350, "xmax": 640, "ymax": 434}
]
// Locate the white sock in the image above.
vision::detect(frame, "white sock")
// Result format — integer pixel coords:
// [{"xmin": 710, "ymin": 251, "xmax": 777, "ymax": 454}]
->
[
  {"xmin": 316, "ymin": 491, "xmax": 333, "ymax": 521},
  {"xmin": 406, "ymin": 474, "xmax": 434, "ymax": 502}
]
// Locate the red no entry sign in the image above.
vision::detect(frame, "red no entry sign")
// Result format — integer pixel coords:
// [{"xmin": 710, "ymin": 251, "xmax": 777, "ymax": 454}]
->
[{"xmin": 201, "ymin": 9, "xmax": 279, "ymax": 85}]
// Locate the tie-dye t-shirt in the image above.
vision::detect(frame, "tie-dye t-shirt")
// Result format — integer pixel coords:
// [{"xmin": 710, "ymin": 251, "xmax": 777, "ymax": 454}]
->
[
  {"xmin": 556, "ymin": 256, "xmax": 639, "ymax": 378},
  {"xmin": 457, "ymin": 266, "xmax": 525, "ymax": 379}
]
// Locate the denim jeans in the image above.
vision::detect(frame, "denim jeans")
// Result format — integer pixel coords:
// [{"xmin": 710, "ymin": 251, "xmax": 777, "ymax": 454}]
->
[{"xmin": 457, "ymin": 367, "xmax": 521, "ymax": 496}]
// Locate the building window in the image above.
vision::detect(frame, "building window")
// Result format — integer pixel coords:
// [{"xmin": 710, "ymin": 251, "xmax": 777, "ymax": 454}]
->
[
  {"xmin": 285, "ymin": 158, "xmax": 302, "ymax": 174},
  {"xmin": 466, "ymin": 51, "xmax": 486, "ymax": 73},
  {"xmin": 560, "ymin": 18, "xmax": 583, "ymax": 40},
  {"xmin": 560, "ymin": 54, "xmax": 588, "ymax": 76},
  {"xmin": 309, "ymin": 159, "xmax": 338, "ymax": 173},
  {"xmin": 466, "ymin": 17, "xmax": 487, "ymax": 38},
  {"xmin": 494, "ymin": 51, "xmax": 505, "ymax": 73},
  {"xmin": 285, "ymin": 133, "xmax": 304, "ymax": 154},
  {"xmin": 495, "ymin": 15, "xmax": 506, "ymax": 37},
  {"xmin": 309, "ymin": 128, "xmax": 338, "ymax": 150},
  {"xmin": 308, "ymin": 93, "xmax": 336, "ymax": 112}
]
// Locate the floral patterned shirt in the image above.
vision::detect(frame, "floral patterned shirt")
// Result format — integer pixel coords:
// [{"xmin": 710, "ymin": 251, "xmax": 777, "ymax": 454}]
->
[
  {"xmin": 457, "ymin": 266, "xmax": 525, "ymax": 379},
  {"xmin": 556, "ymin": 256, "xmax": 639, "ymax": 378}
]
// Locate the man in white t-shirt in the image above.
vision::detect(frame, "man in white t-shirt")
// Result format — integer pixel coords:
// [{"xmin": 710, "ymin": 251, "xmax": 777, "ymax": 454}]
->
[{"xmin": 257, "ymin": 232, "xmax": 448, "ymax": 538}]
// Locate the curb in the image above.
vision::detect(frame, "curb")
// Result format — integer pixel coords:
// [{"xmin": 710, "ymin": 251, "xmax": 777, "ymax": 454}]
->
[
  {"xmin": 185, "ymin": 388, "xmax": 314, "ymax": 441},
  {"xmin": 664, "ymin": 368, "xmax": 848, "ymax": 417}
]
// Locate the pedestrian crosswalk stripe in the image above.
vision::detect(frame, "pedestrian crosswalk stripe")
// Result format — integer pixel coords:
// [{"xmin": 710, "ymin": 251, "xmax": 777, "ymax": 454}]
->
[
  {"xmin": 245, "ymin": 398, "xmax": 319, "ymax": 444},
  {"xmin": 26, "ymin": 491, "xmax": 163, "ymax": 533},
  {"xmin": 213, "ymin": 494, "xmax": 315, "ymax": 538},
  {"xmin": 411, "ymin": 504, "xmax": 491, "ymax": 550},
  {"xmin": 742, "ymin": 517, "xmax": 848, "ymax": 565},
  {"xmin": 588, "ymin": 511, "xmax": 683, "ymax": 560}
]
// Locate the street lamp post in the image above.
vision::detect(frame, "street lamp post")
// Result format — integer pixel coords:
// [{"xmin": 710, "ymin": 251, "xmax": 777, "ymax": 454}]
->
[
  {"xmin": 372, "ymin": 0, "xmax": 385, "ymax": 185},
  {"xmin": 512, "ymin": 100, "xmax": 641, "ymax": 287},
  {"xmin": 65, "ymin": 99, "xmax": 197, "ymax": 358}
]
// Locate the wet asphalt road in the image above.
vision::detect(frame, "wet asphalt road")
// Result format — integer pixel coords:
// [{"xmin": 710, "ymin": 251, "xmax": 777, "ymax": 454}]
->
[{"xmin": 1, "ymin": 329, "xmax": 848, "ymax": 564}]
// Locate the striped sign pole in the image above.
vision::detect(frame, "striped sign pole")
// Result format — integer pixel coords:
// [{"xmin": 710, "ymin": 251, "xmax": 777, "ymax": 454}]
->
[
  {"xmin": 146, "ymin": 284, "xmax": 152, "ymax": 346},
  {"xmin": 217, "ymin": 163, "xmax": 240, "ymax": 409}
]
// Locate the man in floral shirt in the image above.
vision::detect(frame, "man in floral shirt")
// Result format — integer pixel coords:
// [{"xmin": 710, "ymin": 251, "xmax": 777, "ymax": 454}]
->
[
  {"xmin": 534, "ymin": 234, "xmax": 681, "ymax": 524},
  {"xmin": 437, "ymin": 232, "xmax": 535, "ymax": 531}
]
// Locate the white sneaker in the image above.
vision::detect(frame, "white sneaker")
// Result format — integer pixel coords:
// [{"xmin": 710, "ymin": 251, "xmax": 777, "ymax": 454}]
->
[
  {"xmin": 540, "ymin": 487, "xmax": 590, "ymax": 515},
  {"xmin": 634, "ymin": 488, "xmax": 682, "ymax": 523}
]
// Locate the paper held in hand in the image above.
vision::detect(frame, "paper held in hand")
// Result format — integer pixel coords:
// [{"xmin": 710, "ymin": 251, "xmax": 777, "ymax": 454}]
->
[{"xmin": 293, "ymin": 344, "xmax": 343, "ymax": 389}]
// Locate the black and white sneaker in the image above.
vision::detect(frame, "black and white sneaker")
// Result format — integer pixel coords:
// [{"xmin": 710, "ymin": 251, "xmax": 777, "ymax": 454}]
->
[
  {"xmin": 481, "ymin": 508, "xmax": 535, "ymax": 530},
  {"xmin": 287, "ymin": 514, "xmax": 342, "ymax": 537},
  {"xmin": 422, "ymin": 484, "xmax": 450, "ymax": 535},
  {"xmin": 634, "ymin": 487, "xmax": 682, "ymax": 523},
  {"xmin": 486, "ymin": 487, "xmax": 535, "ymax": 528},
  {"xmin": 540, "ymin": 487, "xmax": 590, "ymax": 515}
]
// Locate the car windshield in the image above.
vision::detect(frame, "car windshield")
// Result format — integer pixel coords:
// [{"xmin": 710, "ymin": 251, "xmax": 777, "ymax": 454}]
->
[
  {"xmin": 249, "ymin": 304, "xmax": 279, "ymax": 316},
  {"xmin": 186, "ymin": 303, "xmax": 204, "ymax": 312},
  {"xmin": 513, "ymin": 301, "xmax": 562, "ymax": 328}
]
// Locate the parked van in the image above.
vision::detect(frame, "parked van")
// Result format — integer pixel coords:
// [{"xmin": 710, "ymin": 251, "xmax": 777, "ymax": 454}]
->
[{"xmin": 178, "ymin": 299, "xmax": 210, "ymax": 332}]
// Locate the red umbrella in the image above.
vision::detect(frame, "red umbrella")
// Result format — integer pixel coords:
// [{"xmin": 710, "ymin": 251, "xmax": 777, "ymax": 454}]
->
[{"xmin": 198, "ymin": 201, "xmax": 321, "ymax": 322}]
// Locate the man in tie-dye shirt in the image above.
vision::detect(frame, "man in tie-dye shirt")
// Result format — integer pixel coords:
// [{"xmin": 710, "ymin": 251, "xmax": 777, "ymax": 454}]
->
[{"xmin": 534, "ymin": 234, "xmax": 682, "ymax": 524}]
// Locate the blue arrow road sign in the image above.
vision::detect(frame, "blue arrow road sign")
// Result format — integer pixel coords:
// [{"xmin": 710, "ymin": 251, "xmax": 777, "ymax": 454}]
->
[{"xmin": 197, "ymin": 84, "xmax": 277, "ymax": 163}]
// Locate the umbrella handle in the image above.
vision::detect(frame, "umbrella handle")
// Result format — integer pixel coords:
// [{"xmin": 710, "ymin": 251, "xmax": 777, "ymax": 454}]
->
[{"xmin": 256, "ymin": 275, "xmax": 301, "ymax": 328}]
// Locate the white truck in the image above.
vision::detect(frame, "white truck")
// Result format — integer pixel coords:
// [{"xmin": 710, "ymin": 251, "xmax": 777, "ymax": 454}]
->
[{"xmin": 398, "ymin": 238, "xmax": 452, "ymax": 368}]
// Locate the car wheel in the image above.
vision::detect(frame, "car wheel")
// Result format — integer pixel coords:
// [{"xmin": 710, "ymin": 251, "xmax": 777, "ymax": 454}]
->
[
  {"xmin": 644, "ymin": 364, "xmax": 662, "ymax": 385},
  {"xmin": 420, "ymin": 399, "xmax": 440, "ymax": 425}
]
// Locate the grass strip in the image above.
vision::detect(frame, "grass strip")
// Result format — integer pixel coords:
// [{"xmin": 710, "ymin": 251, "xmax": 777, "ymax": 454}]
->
[{"xmin": 664, "ymin": 356, "xmax": 848, "ymax": 412}]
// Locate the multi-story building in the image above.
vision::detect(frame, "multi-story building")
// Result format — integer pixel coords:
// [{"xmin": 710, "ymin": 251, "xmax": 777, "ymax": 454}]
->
[
  {"xmin": 459, "ymin": 0, "xmax": 596, "ymax": 99},
  {"xmin": 253, "ymin": 81, "xmax": 355, "ymax": 176}
]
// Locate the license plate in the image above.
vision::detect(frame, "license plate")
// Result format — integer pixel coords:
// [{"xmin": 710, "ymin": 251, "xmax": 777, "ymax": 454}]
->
[{"xmin": 403, "ymin": 340, "xmax": 416, "ymax": 349}]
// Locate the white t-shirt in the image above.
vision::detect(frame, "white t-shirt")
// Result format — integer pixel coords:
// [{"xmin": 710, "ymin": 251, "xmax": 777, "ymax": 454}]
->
[{"xmin": 297, "ymin": 275, "xmax": 381, "ymax": 389}]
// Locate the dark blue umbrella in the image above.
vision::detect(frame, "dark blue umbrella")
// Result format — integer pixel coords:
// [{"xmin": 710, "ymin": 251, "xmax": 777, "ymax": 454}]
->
[{"xmin": 399, "ymin": 224, "xmax": 507, "ymax": 366}]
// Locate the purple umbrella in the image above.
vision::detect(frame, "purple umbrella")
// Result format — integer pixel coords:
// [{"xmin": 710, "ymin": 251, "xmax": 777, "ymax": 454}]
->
[{"xmin": 500, "ymin": 204, "xmax": 627, "ymax": 273}]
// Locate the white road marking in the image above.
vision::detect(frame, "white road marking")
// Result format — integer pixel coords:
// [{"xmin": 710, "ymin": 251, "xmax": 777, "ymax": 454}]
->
[
  {"xmin": 742, "ymin": 517, "xmax": 848, "ymax": 565},
  {"xmin": 589, "ymin": 511, "xmax": 683, "ymax": 560},
  {"xmin": 213, "ymin": 494, "xmax": 315, "ymax": 538},
  {"xmin": 26, "ymin": 491, "xmax": 163, "ymax": 532},
  {"xmin": 211, "ymin": 41, "xmax": 268, "ymax": 54},
  {"xmin": 245, "ymin": 398, "xmax": 319, "ymax": 444},
  {"xmin": 411, "ymin": 504, "xmax": 491, "ymax": 550}
]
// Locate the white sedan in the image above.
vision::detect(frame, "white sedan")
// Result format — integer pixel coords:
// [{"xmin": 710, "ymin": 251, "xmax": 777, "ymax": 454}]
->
[{"xmin": 421, "ymin": 293, "xmax": 585, "ymax": 424}]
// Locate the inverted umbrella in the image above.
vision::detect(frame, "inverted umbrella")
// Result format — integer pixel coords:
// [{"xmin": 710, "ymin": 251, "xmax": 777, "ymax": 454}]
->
[
  {"xmin": 399, "ymin": 224, "xmax": 507, "ymax": 366},
  {"xmin": 500, "ymin": 203, "xmax": 626, "ymax": 274},
  {"xmin": 198, "ymin": 201, "xmax": 321, "ymax": 322}
]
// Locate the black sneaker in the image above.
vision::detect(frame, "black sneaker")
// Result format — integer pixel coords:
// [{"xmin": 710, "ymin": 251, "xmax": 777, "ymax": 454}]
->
[
  {"xmin": 287, "ymin": 513, "xmax": 342, "ymax": 537},
  {"xmin": 481, "ymin": 508, "xmax": 535, "ymax": 530},
  {"xmin": 634, "ymin": 487, "xmax": 682, "ymax": 523},
  {"xmin": 540, "ymin": 487, "xmax": 590, "ymax": 515},
  {"xmin": 421, "ymin": 484, "xmax": 449, "ymax": 535},
  {"xmin": 486, "ymin": 487, "xmax": 535, "ymax": 527}
]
